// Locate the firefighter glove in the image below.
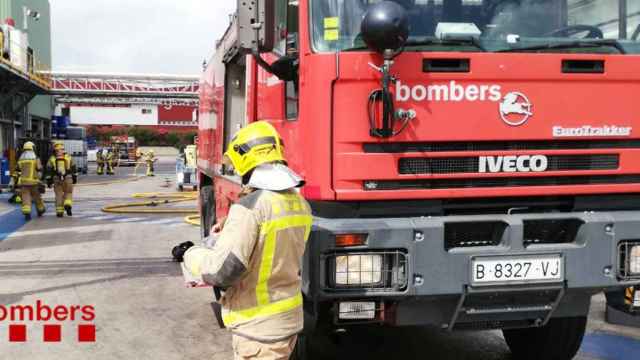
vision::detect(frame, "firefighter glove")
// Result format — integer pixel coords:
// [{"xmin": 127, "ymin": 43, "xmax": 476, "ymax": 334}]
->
[{"xmin": 172, "ymin": 241, "xmax": 194, "ymax": 262}]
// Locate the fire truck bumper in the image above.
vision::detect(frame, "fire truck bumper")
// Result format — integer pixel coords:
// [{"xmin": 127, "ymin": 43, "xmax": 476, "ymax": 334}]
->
[{"xmin": 303, "ymin": 211, "xmax": 640, "ymax": 330}]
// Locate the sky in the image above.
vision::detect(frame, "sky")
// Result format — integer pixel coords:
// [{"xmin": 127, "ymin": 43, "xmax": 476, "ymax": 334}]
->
[{"xmin": 51, "ymin": 0, "xmax": 236, "ymax": 75}]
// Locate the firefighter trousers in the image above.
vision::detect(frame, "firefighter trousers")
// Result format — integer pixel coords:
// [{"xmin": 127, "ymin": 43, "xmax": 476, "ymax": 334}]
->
[
  {"xmin": 97, "ymin": 160, "xmax": 105, "ymax": 175},
  {"xmin": 54, "ymin": 178, "xmax": 74, "ymax": 215},
  {"xmin": 146, "ymin": 161, "xmax": 155, "ymax": 176},
  {"xmin": 20, "ymin": 185, "xmax": 45, "ymax": 215},
  {"xmin": 232, "ymin": 335, "xmax": 297, "ymax": 360}
]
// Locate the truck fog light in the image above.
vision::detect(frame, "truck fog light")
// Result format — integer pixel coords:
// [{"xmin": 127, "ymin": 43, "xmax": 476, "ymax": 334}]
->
[
  {"xmin": 338, "ymin": 302, "xmax": 376, "ymax": 320},
  {"xmin": 335, "ymin": 254, "xmax": 382, "ymax": 286},
  {"xmin": 630, "ymin": 246, "xmax": 640, "ymax": 274}
]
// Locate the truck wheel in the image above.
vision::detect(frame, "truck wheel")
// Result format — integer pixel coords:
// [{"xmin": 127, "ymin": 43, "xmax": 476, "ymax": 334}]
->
[
  {"xmin": 503, "ymin": 317, "xmax": 587, "ymax": 360},
  {"xmin": 199, "ymin": 185, "xmax": 215, "ymax": 241}
]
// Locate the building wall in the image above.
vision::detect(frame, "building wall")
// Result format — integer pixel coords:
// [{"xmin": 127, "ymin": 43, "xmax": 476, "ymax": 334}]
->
[
  {"xmin": 0, "ymin": 0, "xmax": 52, "ymax": 122},
  {"xmin": 70, "ymin": 105, "xmax": 159, "ymax": 126},
  {"xmin": 66, "ymin": 104, "xmax": 198, "ymax": 129}
]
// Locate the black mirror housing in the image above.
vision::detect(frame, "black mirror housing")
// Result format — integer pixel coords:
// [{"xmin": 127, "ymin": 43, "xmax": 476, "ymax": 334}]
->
[{"xmin": 361, "ymin": 1, "xmax": 410, "ymax": 54}]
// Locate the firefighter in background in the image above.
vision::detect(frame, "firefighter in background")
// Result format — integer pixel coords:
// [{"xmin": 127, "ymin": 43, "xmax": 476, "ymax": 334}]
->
[
  {"xmin": 96, "ymin": 148, "xmax": 106, "ymax": 175},
  {"xmin": 15, "ymin": 142, "xmax": 46, "ymax": 220},
  {"xmin": 134, "ymin": 148, "xmax": 145, "ymax": 175},
  {"xmin": 144, "ymin": 149, "xmax": 157, "ymax": 176},
  {"xmin": 172, "ymin": 121, "xmax": 311, "ymax": 360},
  {"xmin": 46, "ymin": 142, "xmax": 77, "ymax": 217},
  {"xmin": 105, "ymin": 148, "xmax": 116, "ymax": 175}
]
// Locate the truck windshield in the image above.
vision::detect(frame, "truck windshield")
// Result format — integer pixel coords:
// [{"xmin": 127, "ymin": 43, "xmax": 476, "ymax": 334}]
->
[{"xmin": 311, "ymin": 0, "xmax": 640, "ymax": 54}]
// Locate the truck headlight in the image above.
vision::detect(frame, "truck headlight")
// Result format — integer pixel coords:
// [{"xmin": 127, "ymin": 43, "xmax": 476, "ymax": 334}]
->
[
  {"xmin": 631, "ymin": 245, "xmax": 640, "ymax": 274},
  {"xmin": 335, "ymin": 254, "xmax": 383, "ymax": 286}
]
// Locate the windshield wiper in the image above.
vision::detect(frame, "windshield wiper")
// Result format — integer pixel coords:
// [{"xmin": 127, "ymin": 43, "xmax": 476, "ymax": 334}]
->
[{"xmin": 497, "ymin": 39, "xmax": 626, "ymax": 54}]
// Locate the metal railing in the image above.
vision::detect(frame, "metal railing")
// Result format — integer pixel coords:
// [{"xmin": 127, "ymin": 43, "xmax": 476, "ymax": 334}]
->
[{"xmin": 0, "ymin": 31, "xmax": 51, "ymax": 89}]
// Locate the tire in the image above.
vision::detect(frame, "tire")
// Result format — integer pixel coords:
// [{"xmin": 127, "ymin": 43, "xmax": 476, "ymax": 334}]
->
[
  {"xmin": 503, "ymin": 317, "xmax": 587, "ymax": 360},
  {"xmin": 199, "ymin": 185, "xmax": 215, "ymax": 241}
]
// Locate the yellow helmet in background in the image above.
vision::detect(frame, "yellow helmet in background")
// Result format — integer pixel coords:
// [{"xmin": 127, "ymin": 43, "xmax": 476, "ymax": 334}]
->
[
  {"xmin": 23, "ymin": 141, "xmax": 35, "ymax": 151},
  {"xmin": 224, "ymin": 121, "xmax": 285, "ymax": 176},
  {"xmin": 53, "ymin": 142, "xmax": 65, "ymax": 151}
]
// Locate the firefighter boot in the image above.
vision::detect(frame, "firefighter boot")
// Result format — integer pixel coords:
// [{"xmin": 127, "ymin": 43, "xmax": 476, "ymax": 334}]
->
[
  {"xmin": 64, "ymin": 203, "xmax": 73, "ymax": 217},
  {"xmin": 37, "ymin": 207, "xmax": 46, "ymax": 217},
  {"xmin": 24, "ymin": 213, "xmax": 31, "ymax": 221}
]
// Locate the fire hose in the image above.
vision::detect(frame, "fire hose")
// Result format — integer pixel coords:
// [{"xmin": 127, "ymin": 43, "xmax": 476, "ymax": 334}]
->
[{"xmin": 101, "ymin": 192, "xmax": 198, "ymax": 215}]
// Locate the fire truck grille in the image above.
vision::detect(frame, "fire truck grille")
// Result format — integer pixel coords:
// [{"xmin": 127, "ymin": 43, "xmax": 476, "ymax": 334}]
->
[
  {"xmin": 364, "ymin": 140, "xmax": 640, "ymax": 153},
  {"xmin": 398, "ymin": 155, "xmax": 619, "ymax": 175},
  {"xmin": 364, "ymin": 175, "xmax": 640, "ymax": 191},
  {"xmin": 445, "ymin": 222, "xmax": 507, "ymax": 250},
  {"xmin": 523, "ymin": 219, "xmax": 583, "ymax": 246}
]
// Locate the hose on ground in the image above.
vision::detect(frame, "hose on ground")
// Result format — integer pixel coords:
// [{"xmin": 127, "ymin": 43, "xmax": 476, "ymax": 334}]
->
[
  {"xmin": 77, "ymin": 176, "xmax": 143, "ymax": 187},
  {"xmin": 102, "ymin": 191, "xmax": 198, "ymax": 215},
  {"xmin": 184, "ymin": 214, "xmax": 200, "ymax": 226}
]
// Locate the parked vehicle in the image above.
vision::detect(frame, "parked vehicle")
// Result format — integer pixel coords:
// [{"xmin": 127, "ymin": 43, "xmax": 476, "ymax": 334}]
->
[{"xmin": 110, "ymin": 136, "xmax": 138, "ymax": 166}]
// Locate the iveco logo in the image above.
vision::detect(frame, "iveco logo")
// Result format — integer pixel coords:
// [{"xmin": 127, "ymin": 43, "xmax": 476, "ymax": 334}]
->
[
  {"xmin": 479, "ymin": 155, "xmax": 548, "ymax": 173},
  {"xmin": 499, "ymin": 92, "xmax": 533, "ymax": 126}
]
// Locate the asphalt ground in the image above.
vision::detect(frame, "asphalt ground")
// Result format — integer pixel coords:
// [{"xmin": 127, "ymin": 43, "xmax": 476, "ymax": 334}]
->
[{"xmin": 0, "ymin": 157, "xmax": 638, "ymax": 359}]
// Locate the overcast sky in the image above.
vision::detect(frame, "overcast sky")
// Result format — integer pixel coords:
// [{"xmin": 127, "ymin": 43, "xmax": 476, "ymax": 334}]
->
[{"xmin": 51, "ymin": 0, "xmax": 236, "ymax": 75}]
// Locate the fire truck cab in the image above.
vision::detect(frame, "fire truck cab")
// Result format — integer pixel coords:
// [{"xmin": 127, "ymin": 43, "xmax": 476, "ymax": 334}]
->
[{"xmin": 198, "ymin": 1, "xmax": 640, "ymax": 358}]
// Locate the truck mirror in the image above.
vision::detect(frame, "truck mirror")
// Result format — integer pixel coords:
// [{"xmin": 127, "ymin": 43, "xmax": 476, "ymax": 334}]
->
[
  {"xmin": 236, "ymin": 0, "xmax": 278, "ymax": 54},
  {"xmin": 269, "ymin": 55, "xmax": 298, "ymax": 82},
  {"xmin": 361, "ymin": 1, "xmax": 409, "ymax": 56}
]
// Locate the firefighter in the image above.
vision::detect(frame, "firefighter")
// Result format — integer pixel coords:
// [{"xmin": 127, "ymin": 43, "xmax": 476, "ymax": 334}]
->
[
  {"xmin": 96, "ymin": 148, "xmax": 105, "ymax": 175},
  {"xmin": 105, "ymin": 148, "xmax": 116, "ymax": 175},
  {"xmin": 144, "ymin": 149, "xmax": 156, "ymax": 177},
  {"xmin": 46, "ymin": 142, "xmax": 77, "ymax": 217},
  {"xmin": 15, "ymin": 142, "xmax": 46, "ymax": 220},
  {"xmin": 172, "ymin": 121, "xmax": 311, "ymax": 360},
  {"xmin": 134, "ymin": 148, "xmax": 144, "ymax": 175}
]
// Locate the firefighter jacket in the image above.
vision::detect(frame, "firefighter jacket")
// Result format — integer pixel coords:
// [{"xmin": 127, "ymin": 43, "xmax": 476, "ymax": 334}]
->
[
  {"xmin": 46, "ymin": 154, "xmax": 76, "ymax": 180},
  {"xmin": 16, "ymin": 151, "xmax": 42, "ymax": 186},
  {"xmin": 184, "ymin": 189, "xmax": 312, "ymax": 342}
]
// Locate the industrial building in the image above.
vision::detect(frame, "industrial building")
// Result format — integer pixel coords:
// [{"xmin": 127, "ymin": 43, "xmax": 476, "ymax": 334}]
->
[
  {"xmin": 0, "ymin": 0, "xmax": 52, "ymax": 154},
  {"xmin": 59, "ymin": 103, "xmax": 198, "ymax": 131}
]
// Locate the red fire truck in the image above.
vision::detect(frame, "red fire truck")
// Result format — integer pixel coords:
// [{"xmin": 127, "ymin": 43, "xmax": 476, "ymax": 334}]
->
[{"xmin": 198, "ymin": 1, "xmax": 640, "ymax": 358}]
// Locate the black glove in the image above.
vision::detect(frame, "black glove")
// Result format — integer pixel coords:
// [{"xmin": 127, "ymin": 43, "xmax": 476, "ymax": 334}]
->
[
  {"xmin": 46, "ymin": 179, "xmax": 53, "ymax": 188},
  {"xmin": 172, "ymin": 241, "xmax": 194, "ymax": 262},
  {"xmin": 72, "ymin": 175, "xmax": 78, "ymax": 184}
]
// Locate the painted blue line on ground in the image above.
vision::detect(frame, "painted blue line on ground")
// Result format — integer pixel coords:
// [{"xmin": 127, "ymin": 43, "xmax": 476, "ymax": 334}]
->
[
  {"xmin": 0, "ymin": 207, "xmax": 27, "ymax": 242},
  {"xmin": 580, "ymin": 332, "xmax": 640, "ymax": 360}
]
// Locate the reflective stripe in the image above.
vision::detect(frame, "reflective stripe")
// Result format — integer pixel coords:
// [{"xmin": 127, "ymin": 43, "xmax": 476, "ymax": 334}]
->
[
  {"xmin": 255, "ymin": 214, "xmax": 313, "ymax": 306},
  {"xmin": 223, "ymin": 293, "xmax": 303, "ymax": 326}
]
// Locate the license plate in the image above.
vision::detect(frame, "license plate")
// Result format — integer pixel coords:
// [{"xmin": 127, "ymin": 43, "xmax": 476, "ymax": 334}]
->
[{"xmin": 472, "ymin": 255, "xmax": 563, "ymax": 285}]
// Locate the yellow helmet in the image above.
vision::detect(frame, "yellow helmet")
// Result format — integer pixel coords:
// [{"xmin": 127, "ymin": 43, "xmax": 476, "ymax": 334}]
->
[
  {"xmin": 23, "ymin": 141, "xmax": 35, "ymax": 151},
  {"xmin": 224, "ymin": 121, "xmax": 285, "ymax": 176},
  {"xmin": 53, "ymin": 142, "xmax": 65, "ymax": 151}
]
